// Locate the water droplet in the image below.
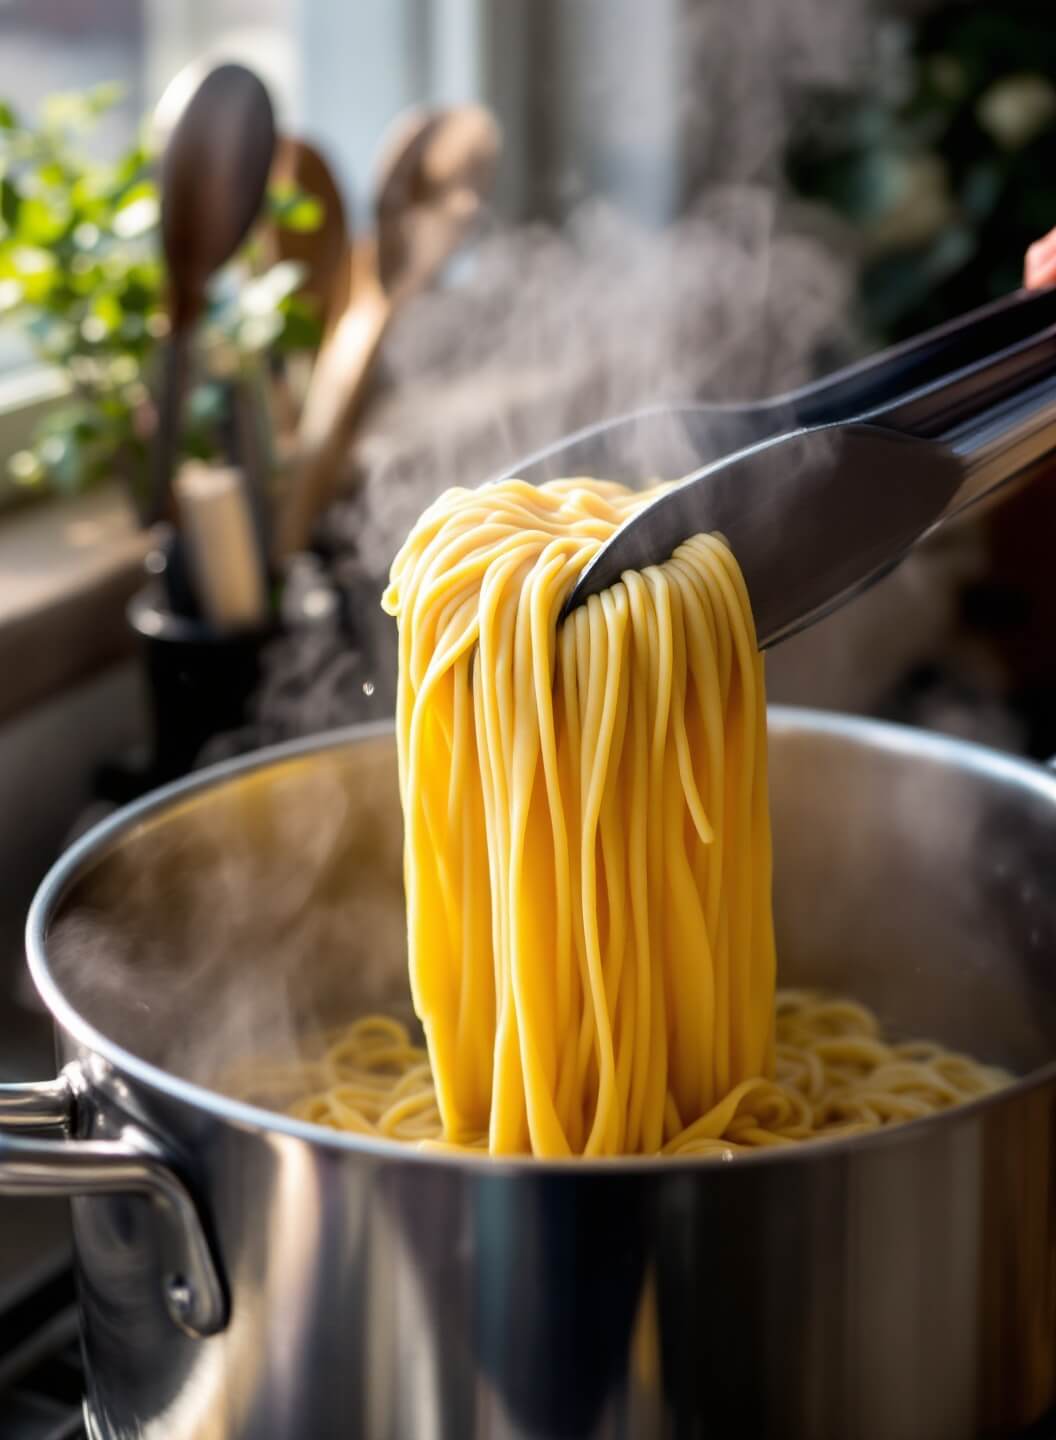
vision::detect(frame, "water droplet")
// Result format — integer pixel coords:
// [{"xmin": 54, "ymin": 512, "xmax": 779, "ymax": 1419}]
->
[
  {"xmin": 303, "ymin": 588, "xmax": 334, "ymax": 619},
  {"xmin": 362, "ymin": 681, "xmax": 375, "ymax": 697}
]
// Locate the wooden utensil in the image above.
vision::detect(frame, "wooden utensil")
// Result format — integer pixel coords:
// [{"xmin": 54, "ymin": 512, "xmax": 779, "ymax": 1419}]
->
[
  {"xmin": 175, "ymin": 461, "xmax": 269, "ymax": 629},
  {"xmin": 262, "ymin": 136, "xmax": 350, "ymax": 443},
  {"xmin": 268, "ymin": 135, "xmax": 351, "ymax": 333},
  {"xmin": 274, "ymin": 104, "xmax": 501, "ymax": 560},
  {"xmin": 150, "ymin": 63, "xmax": 276, "ymax": 528}
]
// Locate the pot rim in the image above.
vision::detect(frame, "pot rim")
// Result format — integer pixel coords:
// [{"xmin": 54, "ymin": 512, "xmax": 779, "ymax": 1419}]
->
[{"xmin": 25, "ymin": 706, "xmax": 1056, "ymax": 1176}]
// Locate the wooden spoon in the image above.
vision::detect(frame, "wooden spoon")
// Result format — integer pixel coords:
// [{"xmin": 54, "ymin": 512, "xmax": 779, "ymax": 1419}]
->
[
  {"xmin": 149, "ymin": 63, "xmax": 276, "ymax": 527},
  {"xmin": 374, "ymin": 105, "xmax": 501, "ymax": 304},
  {"xmin": 267, "ymin": 135, "xmax": 350, "ymax": 333},
  {"xmin": 274, "ymin": 104, "xmax": 501, "ymax": 559}
]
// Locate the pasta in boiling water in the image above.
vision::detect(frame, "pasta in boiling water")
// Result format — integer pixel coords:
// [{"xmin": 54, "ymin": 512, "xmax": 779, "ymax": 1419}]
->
[
  {"xmin": 231, "ymin": 478, "xmax": 1007, "ymax": 1155},
  {"xmin": 232, "ymin": 993, "xmax": 1006, "ymax": 1153}
]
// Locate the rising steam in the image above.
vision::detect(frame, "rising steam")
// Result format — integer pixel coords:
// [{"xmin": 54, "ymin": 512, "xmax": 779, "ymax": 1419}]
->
[{"xmin": 52, "ymin": 0, "xmax": 1016, "ymax": 1092}]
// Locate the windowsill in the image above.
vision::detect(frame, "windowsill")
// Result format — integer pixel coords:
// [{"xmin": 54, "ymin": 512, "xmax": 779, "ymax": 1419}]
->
[{"xmin": 0, "ymin": 485, "xmax": 149, "ymax": 727}]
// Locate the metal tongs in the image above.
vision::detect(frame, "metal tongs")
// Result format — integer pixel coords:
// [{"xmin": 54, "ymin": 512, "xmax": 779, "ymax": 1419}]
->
[{"xmin": 512, "ymin": 287, "xmax": 1056, "ymax": 647}]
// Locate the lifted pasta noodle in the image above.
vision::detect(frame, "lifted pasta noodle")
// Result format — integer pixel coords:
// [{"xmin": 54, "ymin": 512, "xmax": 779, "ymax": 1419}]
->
[{"xmin": 233, "ymin": 477, "xmax": 1008, "ymax": 1156}]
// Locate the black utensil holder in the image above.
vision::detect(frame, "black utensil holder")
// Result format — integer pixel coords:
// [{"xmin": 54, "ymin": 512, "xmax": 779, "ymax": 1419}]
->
[{"xmin": 127, "ymin": 583, "xmax": 273, "ymax": 787}]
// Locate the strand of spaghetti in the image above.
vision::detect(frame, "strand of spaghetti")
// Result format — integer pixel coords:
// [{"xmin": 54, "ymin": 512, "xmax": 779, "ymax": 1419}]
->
[
  {"xmin": 226, "ymin": 477, "xmax": 1009, "ymax": 1158},
  {"xmin": 229, "ymin": 993, "xmax": 1007, "ymax": 1151}
]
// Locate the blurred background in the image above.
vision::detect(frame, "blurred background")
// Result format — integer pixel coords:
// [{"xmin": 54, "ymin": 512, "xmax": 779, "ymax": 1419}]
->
[{"xmin": 1, "ymin": 0, "xmax": 1056, "ymax": 1068}]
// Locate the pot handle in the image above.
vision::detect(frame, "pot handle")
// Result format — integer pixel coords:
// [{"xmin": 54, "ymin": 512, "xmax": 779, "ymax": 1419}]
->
[{"xmin": 0, "ymin": 1066, "xmax": 227, "ymax": 1338}]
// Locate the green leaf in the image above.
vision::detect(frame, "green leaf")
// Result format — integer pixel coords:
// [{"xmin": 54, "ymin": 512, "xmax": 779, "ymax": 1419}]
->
[
  {"xmin": 115, "ymin": 264, "xmax": 163, "ymax": 315},
  {"xmin": 36, "ymin": 160, "xmax": 68, "ymax": 188},
  {"xmin": 68, "ymin": 257, "xmax": 103, "ymax": 294},
  {"xmin": 274, "ymin": 295, "xmax": 323, "ymax": 353},
  {"xmin": 106, "ymin": 144, "xmax": 151, "ymax": 202},
  {"xmin": 0, "ymin": 175, "xmax": 20, "ymax": 230},
  {"xmin": 17, "ymin": 195, "xmax": 68, "ymax": 245},
  {"xmin": 11, "ymin": 244, "xmax": 57, "ymax": 302},
  {"xmin": 277, "ymin": 194, "xmax": 325, "ymax": 233},
  {"xmin": 0, "ymin": 80, "xmax": 341, "ymax": 500},
  {"xmin": 0, "ymin": 102, "xmax": 17, "ymax": 131},
  {"xmin": 89, "ymin": 289, "xmax": 123, "ymax": 335},
  {"xmin": 70, "ymin": 169, "xmax": 110, "ymax": 217}
]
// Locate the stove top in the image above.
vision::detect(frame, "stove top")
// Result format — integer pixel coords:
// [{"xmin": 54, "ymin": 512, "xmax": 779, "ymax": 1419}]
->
[{"xmin": 0, "ymin": 1250, "xmax": 81, "ymax": 1438}]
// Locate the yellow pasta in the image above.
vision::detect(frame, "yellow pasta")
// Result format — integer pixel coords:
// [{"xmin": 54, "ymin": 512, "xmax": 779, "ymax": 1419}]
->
[
  {"xmin": 229, "ymin": 476, "xmax": 1006, "ymax": 1157},
  {"xmin": 234, "ymin": 995, "xmax": 1006, "ymax": 1155}
]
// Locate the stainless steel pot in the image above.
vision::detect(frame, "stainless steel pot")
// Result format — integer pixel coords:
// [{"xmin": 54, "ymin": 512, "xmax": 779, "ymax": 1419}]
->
[{"xmin": 3, "ymin": 708, "xmax": 1056, "ymax": 1440}]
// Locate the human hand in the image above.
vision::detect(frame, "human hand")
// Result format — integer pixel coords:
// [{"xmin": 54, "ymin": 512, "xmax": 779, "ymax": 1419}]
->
[{"xmin": 1025, "ymin": 227, "xmax": 1056, "ymax": 288}]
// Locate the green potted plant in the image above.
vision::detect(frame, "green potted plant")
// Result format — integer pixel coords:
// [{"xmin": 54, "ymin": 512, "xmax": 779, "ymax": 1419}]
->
[
  {"xmin": 0, "ymin": 83, "xmax": 322, "ymax": 510},
  {"xmin": 0, "ymin": 82, "xmax": 331, "ymax": 792}
]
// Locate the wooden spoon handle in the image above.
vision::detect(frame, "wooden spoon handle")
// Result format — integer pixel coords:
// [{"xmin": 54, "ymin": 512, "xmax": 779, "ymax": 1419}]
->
[
  {"xmin": 148, "ymin": 327, "xmax": 191, "ymax": 527},
  {"xmin": 275, "ymin": 282, "xmax": 390, "ymax": 559}
]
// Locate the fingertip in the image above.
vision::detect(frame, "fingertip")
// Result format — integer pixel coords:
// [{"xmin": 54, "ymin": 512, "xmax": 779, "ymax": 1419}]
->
[{"xmin": 1025, "ymin": 227, "xmax": 1056, "ymax": 288}]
